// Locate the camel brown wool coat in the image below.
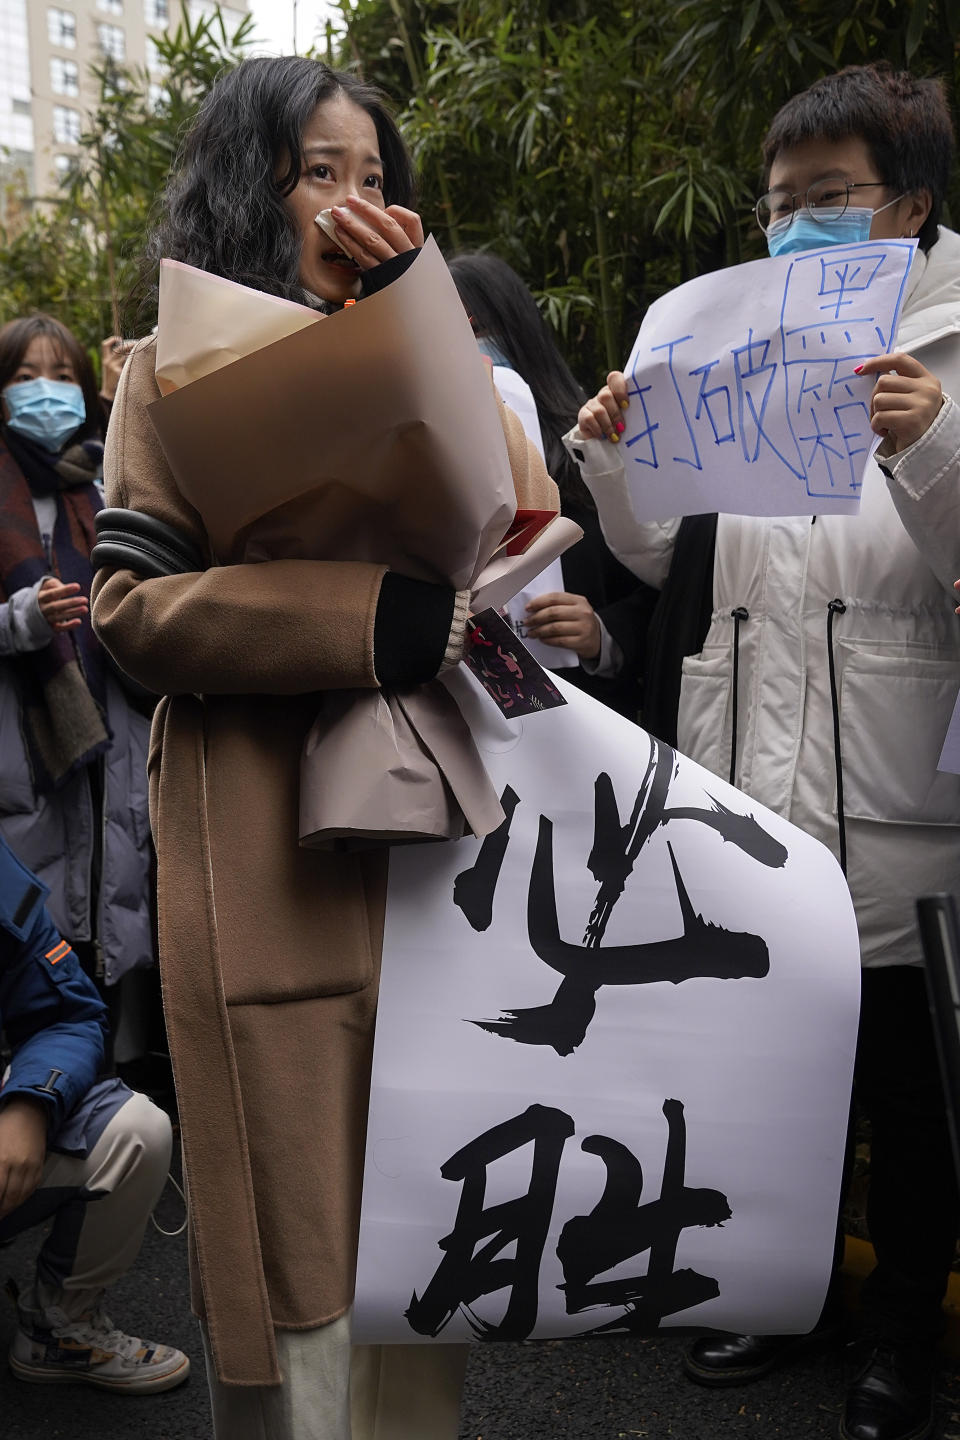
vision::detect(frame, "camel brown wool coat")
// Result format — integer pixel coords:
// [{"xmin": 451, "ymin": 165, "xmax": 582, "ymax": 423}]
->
[{"xmin": 91, "ymin": 337, "xmax": 557, "ymax": 1387}]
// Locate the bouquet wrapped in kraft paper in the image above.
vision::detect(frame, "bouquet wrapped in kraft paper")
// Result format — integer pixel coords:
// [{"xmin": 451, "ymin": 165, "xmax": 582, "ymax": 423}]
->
[{"xmin": 147, "ymin": 238, "xmax": 579, "ymax": 847}]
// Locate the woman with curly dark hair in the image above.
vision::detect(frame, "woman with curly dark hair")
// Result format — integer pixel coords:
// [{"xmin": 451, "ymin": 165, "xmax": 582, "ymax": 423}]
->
[{"xmin": 92, "ymin": 55, "xmax": 556, "ymax": 1440}]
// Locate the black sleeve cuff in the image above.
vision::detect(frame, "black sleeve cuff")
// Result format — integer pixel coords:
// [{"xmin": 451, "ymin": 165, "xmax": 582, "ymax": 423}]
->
[
  {"xmin": 374, "ymin": 572, "xmax": 456, "ymax": 688},
  {"xmin": 359, "ymin": 249, "xmax": 421, "ymax": 298},
  {"xmin": 596, "ymin": 584, "xmax": 659, "ymax": 674}
]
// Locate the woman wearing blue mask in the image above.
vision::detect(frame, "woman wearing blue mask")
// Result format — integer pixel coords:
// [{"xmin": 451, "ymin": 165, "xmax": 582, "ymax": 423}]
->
[
  {"xmin": 0, "ymin": 314, "xmax": 155, "ymax": 1005},
  {"xmin": 569, "ymin": 64, "xmax": 960, "ymax": 1440}
]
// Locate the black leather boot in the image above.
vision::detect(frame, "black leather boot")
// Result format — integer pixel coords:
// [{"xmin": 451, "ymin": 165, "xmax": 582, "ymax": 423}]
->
[
  {"xmin": 840, "ymin": 1344, "xmax": 935, "ymax": 1440},
  {"xmin": 682, "ymin": 1324, "xmax": 841, "ymax": 1387}
]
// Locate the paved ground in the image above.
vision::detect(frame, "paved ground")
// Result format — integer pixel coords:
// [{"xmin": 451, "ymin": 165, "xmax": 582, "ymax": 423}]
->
[{"xmin": 1, "ymin": 1173, "xmax": 958, "ymax": 1440}]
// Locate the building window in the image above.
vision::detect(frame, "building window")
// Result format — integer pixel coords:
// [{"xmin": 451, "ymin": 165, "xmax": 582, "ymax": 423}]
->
[
  {"xmin": 54, "ymin": 152, "xmax": 78, "ymax": 181},
  {"xmin": 50, "ymin": 57, "xmax": 79, "ymax": 97},
  {"xmin": 53, "ymin": 105, "xmax": 82, "ymax": 145},
  {"xmin": 97, "ymin": 0, "xmax": 124, "ymax": 12},
  {"xmin": 187, "ymin": 1, "xmax": 245, "ymax": 36},
  {"xmin": 144, "ymin": 0, "xmax": 168, "ymax": 22},
  {"xmin": 12, "ymin": 98, "xmax": 32, "ymax": 116},
  {"xmin": 47, "ymin": 8, "xmax": 77, "ymax": 48},
  {"xmin": 145, "ymin": 35, "xmax": 163, "ymax": 72},
  {"xmin": 97, "ymin": 23, "xmax": 126, "ymax": 61}
]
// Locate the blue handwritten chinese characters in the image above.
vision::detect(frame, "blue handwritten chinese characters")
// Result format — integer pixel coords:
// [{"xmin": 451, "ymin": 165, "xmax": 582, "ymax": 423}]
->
[{"xmin": 621, "ymin": 240, "xmax": 915, "ymax": 520}]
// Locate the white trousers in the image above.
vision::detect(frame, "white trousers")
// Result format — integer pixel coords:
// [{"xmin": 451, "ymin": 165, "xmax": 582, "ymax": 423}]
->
[
  {"xmin": 2, "ymin": 1090, "xmax": 173, "ymax": 1319},
  {"xmin": 202, "ymin": 1317, "xmax": 469, "ymax": 1440}
]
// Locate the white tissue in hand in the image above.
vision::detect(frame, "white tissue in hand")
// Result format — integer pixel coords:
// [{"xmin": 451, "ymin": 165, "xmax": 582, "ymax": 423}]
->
[{"xmin": 314, "ymin": 209, "xmax": 346, "ymax": 249}]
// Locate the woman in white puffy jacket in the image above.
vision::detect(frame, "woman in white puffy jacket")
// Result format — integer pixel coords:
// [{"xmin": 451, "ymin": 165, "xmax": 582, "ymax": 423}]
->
[{"xmin": 567, "ymin": 65, "xmax": 960, "ymax": 1440}]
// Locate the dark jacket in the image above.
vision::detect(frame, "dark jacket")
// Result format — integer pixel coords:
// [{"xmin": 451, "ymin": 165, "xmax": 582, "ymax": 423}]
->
[
  {"xmin": 558, "ymin": 495, "xmax": 658, "ymax": 721},
  {"xmin": 0, "ymin": 835, "xmax": 107, "ymax": 1136}
]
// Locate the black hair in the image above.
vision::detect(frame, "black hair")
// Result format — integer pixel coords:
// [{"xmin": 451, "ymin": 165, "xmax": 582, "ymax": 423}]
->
[
  {"xmin": 0, "ymin": 314, "xmax": 102, "ymax": 441},
  {"xmin": 147, "ymin": 56, "xmax": 416, "ymax": 302},
  {"xmin": 446, "ymin": 251, "xmax": 591, "ymax": 507},
  {"xmin": 762, "ymin": 63, "xmax": 954, "ymax": 252}
]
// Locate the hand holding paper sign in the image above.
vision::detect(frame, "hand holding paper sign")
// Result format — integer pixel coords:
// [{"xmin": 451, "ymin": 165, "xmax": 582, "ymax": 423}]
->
[
  {"xmin": 856, "ymin": 350, "xmax": 944, "ymax": 450},
  {"xmin": 522, "ymin": 591, "xmax": 602, "ymax": 660},
  {"xmin": 579, "ymin": 240, "xmax": 916, "ymax": 522},
  {"xmin": 577, "ymin": 370, "xmax": 629, "ymax": 442}
]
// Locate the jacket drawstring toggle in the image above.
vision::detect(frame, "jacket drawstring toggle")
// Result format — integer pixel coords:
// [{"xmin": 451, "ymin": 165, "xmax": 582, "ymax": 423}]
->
[{"xmin": 729, "ymin": 607, "xmax": 750, "ymax": 786}]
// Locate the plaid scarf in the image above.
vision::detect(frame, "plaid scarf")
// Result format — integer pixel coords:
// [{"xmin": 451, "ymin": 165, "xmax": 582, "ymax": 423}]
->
[{"xmin": 0, "ymin": 429, "xmax": 110, "ymax": 792}]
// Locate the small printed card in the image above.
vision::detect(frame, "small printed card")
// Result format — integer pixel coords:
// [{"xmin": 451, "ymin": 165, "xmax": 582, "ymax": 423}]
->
[{"xmin": 464, "ymin": 607, "xmax": 566, "ymax": 718}]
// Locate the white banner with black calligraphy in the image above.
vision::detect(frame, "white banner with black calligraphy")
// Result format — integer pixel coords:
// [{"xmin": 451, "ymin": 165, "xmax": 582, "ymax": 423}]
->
[
  {"xmin": 619, "ymin": 238, "xmax": 915, "ymax": 521},
  {"xmin": 354, "ymin": 673, "xmax": 861, "ymax": 1343}
]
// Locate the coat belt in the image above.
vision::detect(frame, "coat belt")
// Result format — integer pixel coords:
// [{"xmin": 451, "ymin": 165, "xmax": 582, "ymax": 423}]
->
[{"xmin": 156, "ymin": 696, "xmax": 281, "ymax": 1386}]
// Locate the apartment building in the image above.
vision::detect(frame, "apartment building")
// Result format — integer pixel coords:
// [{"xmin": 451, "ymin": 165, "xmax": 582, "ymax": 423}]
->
[{"xmin": 0, "ymin": 0, "xmax": 249, "ymax": 206}]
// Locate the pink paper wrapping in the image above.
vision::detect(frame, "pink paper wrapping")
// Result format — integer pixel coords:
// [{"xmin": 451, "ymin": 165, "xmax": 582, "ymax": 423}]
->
[
  {"xmin": 148, "ymin": 241, "xmax": 537, "ymax": 846},
  {"xmin": 299, "ymin": 682, "xmax": 507, "ymax": 848}
]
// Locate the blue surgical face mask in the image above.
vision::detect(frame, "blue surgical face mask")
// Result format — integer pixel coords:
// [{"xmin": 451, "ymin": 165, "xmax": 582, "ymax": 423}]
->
[
  {"xmin": 3, "ymin": 377, "xmax": 87, "ymax": 452},
  {"xmin": 766, "ymin": 192, "xmax": 906, "ymax": 259},
  {"xmin": 476, "ymin": 336, "xmax": 513, "ymax": 369},
  {"xmin": 766, "ymin": 205, "xmax": 874, "ymax": 258}
]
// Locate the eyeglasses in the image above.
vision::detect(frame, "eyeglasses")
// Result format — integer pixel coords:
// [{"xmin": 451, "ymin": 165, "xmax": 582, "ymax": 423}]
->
[{"xmin": 754, "ymin": 179, "xmax": 889, "ymax": 235}]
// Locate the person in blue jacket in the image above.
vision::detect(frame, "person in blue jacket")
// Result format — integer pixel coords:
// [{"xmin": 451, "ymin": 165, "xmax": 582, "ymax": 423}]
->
[{"xmin": 0, "ymin": 833, "xmax": 188, "ymax": 1393}]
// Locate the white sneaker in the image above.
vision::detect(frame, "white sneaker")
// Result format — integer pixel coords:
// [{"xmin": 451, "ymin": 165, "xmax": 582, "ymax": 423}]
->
[{"xmin": 9, "ymin": 1303, "xmax": 190, "ymax": 1393}]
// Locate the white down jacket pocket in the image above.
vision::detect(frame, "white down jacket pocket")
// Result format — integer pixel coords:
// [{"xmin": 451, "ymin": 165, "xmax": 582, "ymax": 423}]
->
[
  {"xmin": 839, "ymin": 647, "xmax": 960, "ymax": 825},
  {"xmin": 676, "ymin": 647, "xmax": 732, "ymax": 779}
]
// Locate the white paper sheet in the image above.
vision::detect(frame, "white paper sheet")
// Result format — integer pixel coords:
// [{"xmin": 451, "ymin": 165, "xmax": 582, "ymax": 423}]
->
[
  {"xmin": 355, "ymin": 675, "xmax": 861, "ymax": 1343},
  {"xmin": 620, "ymin": 239, "xmax": 915, "ymax": 522},
  {"xmin": 491, "ymin": 366, "xmax": 579, "ymax": 669}
]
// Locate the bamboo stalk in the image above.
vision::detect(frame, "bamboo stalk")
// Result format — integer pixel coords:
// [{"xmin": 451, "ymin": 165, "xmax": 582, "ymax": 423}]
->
[
  {"xmin": 387, "ymin": 0, "xmax": 463, "ymax": 251},
  {"xmin": 591, "ymin": 164, "xmax": 618, "ymax": 374}
]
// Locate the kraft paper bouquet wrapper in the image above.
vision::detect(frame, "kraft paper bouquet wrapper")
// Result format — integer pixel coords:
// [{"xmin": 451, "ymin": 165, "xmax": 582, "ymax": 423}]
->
[{"xmin": 148, "ymin": 239, "xmax": 577, "ymax": 846}]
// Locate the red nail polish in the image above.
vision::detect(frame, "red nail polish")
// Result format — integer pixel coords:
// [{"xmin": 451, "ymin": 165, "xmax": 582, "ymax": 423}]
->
[
  {"xmin": 616, "ymin": 421, "xmax": 625, "ymax": 434},
  {"xmin": 853, "ymin": 365, "xmax": 864, "ymax": 374}
]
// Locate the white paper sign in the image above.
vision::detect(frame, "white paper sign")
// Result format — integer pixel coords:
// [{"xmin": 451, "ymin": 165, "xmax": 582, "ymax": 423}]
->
[
  {"xmin": 491, "ymin": 365, "xmax": 579, "ymax": 670},
  {"xmin": 355, "ymin": 674, "xmax": 861, "ymax": 1344},
  {"xmin": 621, "ymin": 240, "xmax": 915, "ymax": 522}
]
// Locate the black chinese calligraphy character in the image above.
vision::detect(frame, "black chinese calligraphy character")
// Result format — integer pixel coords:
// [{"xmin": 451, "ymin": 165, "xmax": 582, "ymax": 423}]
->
[
  {"xmin": 471, "ymin": 736, "xmax": 772, "ymax": 1055},
  {"xmin": 453, "ymin": 785, "xmax": 521, "ymax": 932},
  {"xmin": 585, "ymin": 755, "xmax": 786, "ymax": 947},
  {"xmin": 584, "ymin": 742, "xmax": 676, "ymax": 947},
  {"xmin": 558, "ymin": 1099, "xmax": 732, "ymax": 1334},
  {"xmin": 405, "ymin": 1104, "xmax": 574, "ymax": 1340},
  {"xmin": 407, "ymin": 1099, "xmax": 731, "ymax": 1343},
  {"xmin": 473, "ymin": 831, "xmax": 768, "ymax": 1055},
  {"xmin": 660, "ymin": 794, "xmax": 788, "ymax": 869},
  {"xmin": 455, "ymin": 734, "xmax": 784, "ymax": 1053}
]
